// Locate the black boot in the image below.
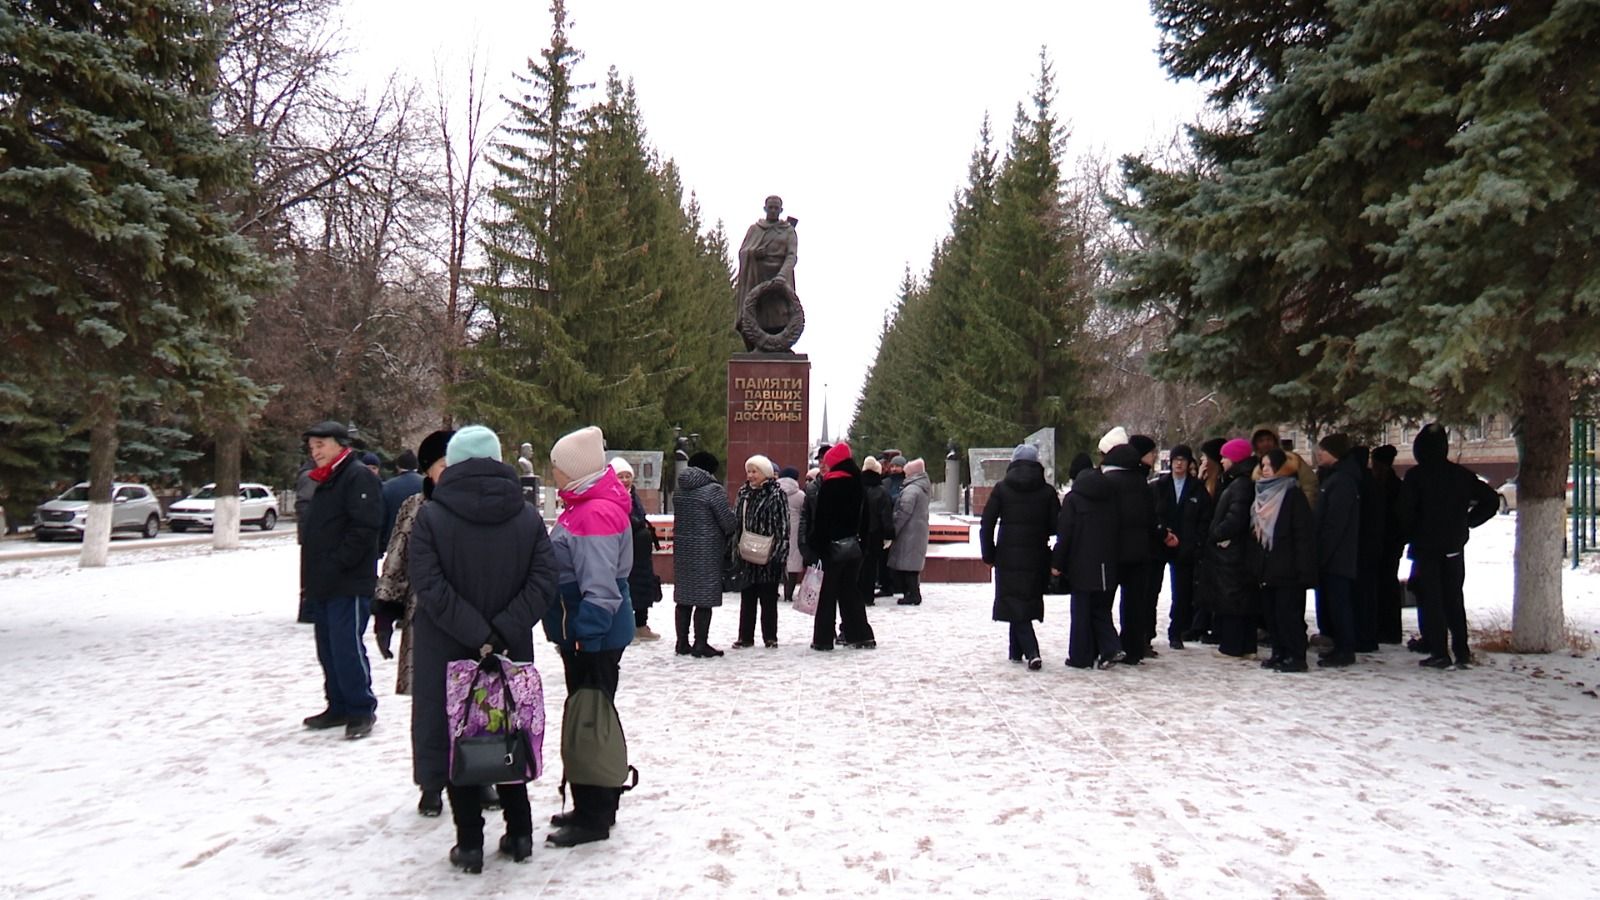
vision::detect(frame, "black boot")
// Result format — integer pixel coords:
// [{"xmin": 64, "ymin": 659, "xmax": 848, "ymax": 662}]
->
[
  {"xmin": 446, "ymin": 784, "xmax": 485, "ymax": 870},
  {"xmin": 497, "ymin": 833, "xmax": 533, "ymax": 862},
  {"xmin": 674, "ymin": 605, "xmax": 693, "ymax": 655},
  {"xmin": 449, "ymin": 845, "xmax": 483, "ymax": 874},
  {"xmin": 418, "ymin": 787, "xmax": 443, "ymax": 817},
  {"xmin": 691, "ymin": 607, "xmax": 722, "ymax": 657}
]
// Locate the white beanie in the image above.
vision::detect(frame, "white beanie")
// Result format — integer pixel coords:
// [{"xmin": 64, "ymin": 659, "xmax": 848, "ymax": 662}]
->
[
  {"xmin": 862, "ymin": 455, "xmax": 882, "ymax": 473},
  {"xmin": 550, "ymin": 426, "xmax": 606, "ymax": 487},
  {"xmin": 745, "ymin": 454, "xmax": 774, "ymax": 479},
  {"xmin": 609, "ymin": 456, "xmax": 634, "ymax": 478},
  {"xmin": 1098, "ymin": 426, "xmax": 1129, "ymax": 455}
]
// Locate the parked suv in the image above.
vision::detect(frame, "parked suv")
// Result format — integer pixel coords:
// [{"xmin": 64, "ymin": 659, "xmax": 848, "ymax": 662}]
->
[
  {"xmin": 168, "ymin": 483, "xmax": 279, "ymax": 532},
  {"xmin": 34, "ymin": 483, "xmax": 163, "ymax": 541}
]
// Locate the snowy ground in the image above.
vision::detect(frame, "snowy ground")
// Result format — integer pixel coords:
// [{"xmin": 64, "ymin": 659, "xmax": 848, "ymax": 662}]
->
[{"xmin": 2, "ymin": 517, "xmax": 1598, "ymax": 899}]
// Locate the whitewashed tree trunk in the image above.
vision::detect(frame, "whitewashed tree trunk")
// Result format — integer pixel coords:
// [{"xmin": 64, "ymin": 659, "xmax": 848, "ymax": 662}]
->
[
  {"xmin": 213, "ymin": 495, "xmax": 242, "ymax": 550},
  {"xmin": 80, "ymin": 502, "xmax": 113, "ymax": 567},
  {"xmin": 1511, "ymin": 496, "xmax": 1566, "ymax": 651}
]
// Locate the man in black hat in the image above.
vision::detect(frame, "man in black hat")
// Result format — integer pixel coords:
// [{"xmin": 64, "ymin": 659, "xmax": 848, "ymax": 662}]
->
[
  {"xmin": 299, "ymin": 420, "xmax": 384, "ymax": 738},
  {"xmin": 1153, "ymin": 444, "xmax": 1211, "ymax": 649}
]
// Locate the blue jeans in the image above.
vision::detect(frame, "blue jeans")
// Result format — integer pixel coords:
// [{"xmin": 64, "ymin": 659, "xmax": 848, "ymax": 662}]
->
[{"xmin": 311, "ymin": 595, "xmax": 376, "ymax": 717}]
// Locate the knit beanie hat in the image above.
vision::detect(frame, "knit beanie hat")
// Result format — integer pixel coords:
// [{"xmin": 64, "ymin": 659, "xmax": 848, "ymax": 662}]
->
[
  {"xmin": 822, "ymin": 442, "xmax": 852, "ymax": 470},
  {"xmin": 1068, "ymin": 452, "xmax": 1094, "ymax": 481},
  {"xmin": 1220, "ymin": 438, "xmax": 1253, "ymax": 463},
  {"xmin": 746, "ymin": 454, "xmax": 775, "ymax": 479},
  {"xmin": 446, "ymin": 425, "xmax": 503, "ymax": 465},
  {"xmin": 1199, "ymin": 437, "xmax": 1226, "ymax": 464},
  {"xmin": 1372, "ymin": 444, "xmax": 1398, "ymax": 465},
  {"xmin": 1129, "ymin": 434, "xmax": 1157, "ymax": 458},
  {"xmin": 688, "ymin": 450, "xmax": 719, "ymax": 475},
  {"xmin": 609, "ymin": 456, "xmax": 634, "ymax": 478},
  {"xmin": 1318, "ymin": 433, "xmax": 1352, "ymax": 459},
  {"xmin": 891, "ymin": 455, "xmax": 908, "ymax": 468},
  {"xmin": 360, "ymin": 452, "xmax": 381, "ymax": 467},
  {"xmin": 862, "ymin": 455, "xmax": 883, "ymax": 473},
  {"xmin": 1169, "ymin": 443, "xmax": 1195, "ymax": 464},
  {"xmin": 393, "ymin": 449, "xmax": 419, "ymax": 471},
  {"xmin": 904, "ymin": 458, "xmax": 927, "ymax": 478},
  {"xmin": 549, "ymin": 425, "xmax": 606, "ymax": 483},
  {"xmin": 1097, "ymin": 426, "xmax": 1129, "ymax": 454},
  {"xmin": 778, "ymin": 466, "xmax": 800, "ymax": 480},
  {"xmin": 417, "ymin": 430, "xmax": 456, "ymax": 472},
  {"xmin": 1012, "ymin": 443, "xmax": 1040, "ymax": 463}
]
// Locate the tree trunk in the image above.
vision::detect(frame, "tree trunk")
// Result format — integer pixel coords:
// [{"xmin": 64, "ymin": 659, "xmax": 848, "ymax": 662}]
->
[
  {"xmin": 80, "ymin": 390, "xmax": 119, "ymax": 568},
  {"xmin": 1511, "ymin": 360, "xmax": 1571, "ymax": 653},
  {"xmin": 213, "ymin": 422, "xmax": 243, "ymax": 551}
]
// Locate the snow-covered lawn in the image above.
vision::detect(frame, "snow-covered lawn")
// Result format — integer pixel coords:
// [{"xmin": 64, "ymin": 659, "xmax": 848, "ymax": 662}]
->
[{"xmin": 1, "ymin": 517, "xmax": 1597, "ymax": 898}]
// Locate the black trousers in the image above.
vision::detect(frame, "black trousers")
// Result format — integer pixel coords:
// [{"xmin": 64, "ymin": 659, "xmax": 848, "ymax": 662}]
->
[
  {"xmin": 858, "ymin": 541, "xmax": 886, "ymax": 600},
  {"xmin": 1317, "ymin": 572, "xmax": 1358, "ymax": 654},
  {"xmin": 558, "ymin": 646, "xmax": 625, "ymax": 829},
  {"xmin": 738, "ymin": 580, "xmax": 779, "ymax": 643},
  {"xmin": 1378, "ymin": 546, "xmax": 1405, "ymax": 643},
  {"xmin": 1165, "ymin": 560, "xmax": 1197, "ymax": 642},
  {"xmin": 447, "ymin": 783, "xmax": 531, "ymax": 850},
  {"xmin": 1067, "ymin": 590, "xmax": 1120, "ymax": 667},
  {"xmin": 877, "ymin": 548, "xmax": 898, "ymax": 594},
  {"xmin": 1006, "ymin": 619, "xmax": 1040, "ymax": 661},
  {"xmin": 1115, "ymin": 562, "xmax": 1151, "ymax": 661},
  {"xmin": 1265, "ymin": 585, "xmax": 1308, "ymax": 663},
  {"xmin": 813, "ymin": 557, "xmax": 873, "ymax": 648},
  {"xmin": 1214, "ymin": 611, "xmax": 1258, "ymax": 657},
  {"xmin": 895, "ymin": 569, "xmax": 923, "ymax": 604},
  {"xmin": 1411, "ymin": 554, "xmax": 1469, "ymax": 661},
  {"xmin": 634, "ymin": 603, "xmax": 649, "ymax": 628}
]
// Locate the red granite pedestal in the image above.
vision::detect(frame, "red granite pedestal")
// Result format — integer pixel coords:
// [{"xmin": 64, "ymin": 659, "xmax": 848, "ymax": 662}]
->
[{"xmin": 726, "ymin": 353, "xmax": 810, "ymax": 505}]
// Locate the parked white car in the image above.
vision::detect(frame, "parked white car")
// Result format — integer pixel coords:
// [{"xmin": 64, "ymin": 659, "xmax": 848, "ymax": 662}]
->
[
  {"xmin": 34, "ymin": 483, "xmax": 163, "ymax": 541},
  {"xmin": 168, "ymin": 483, "xmax": 279, "ymax": 532}
]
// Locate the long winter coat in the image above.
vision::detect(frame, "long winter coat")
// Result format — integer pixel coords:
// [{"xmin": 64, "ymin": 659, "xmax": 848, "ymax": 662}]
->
[
  {"xmin": 733, "ymin": 478, "xmax": 790, "ymax": 585},
  {"xmin": 1316, "ymin": 454, "xmax": 1363, "ymax": 579},
  {"xmin": 859, "ymin": 470, "xmax": 894, "ymax": 543},
  {"xmin": 545, "ymin": 467, "xmax": 634, "ymax": 651},
  {"xmin": 407, "ymin": 457, "xmax": 556, "ymax": 793},
  {"xmin": 888, "ymin": 472, "xmax": 932, "ymax": 572},
  {"xmin": 627, "ymin": 487, "xmax": 662, "ymax": 610},
  {"xmin": 1101, "ymin": 445, "xmax": 1162, "ymax": 564},
  {"xmin": 1204, "ymin": 464, "xmax": 1257, "ymax": 616},
  {"xmin": 376, "ymin": 491, "xmax": 425, "ymax": 694},
  {"xmin": 672, "ymin": 466, "xmax": 736, "ymax": 606},
  {"xmin": 300, "ymin": 451, "xmax": 383, "ymax": 598},
  {"xmin": 778, "ymin": 476, "xmax": 806, "ymax": 574},
  {"xmin": 1248, "ymin": 471, "xmax": 1318, "ymax": 590},
  {"xmin": 979, "ymin": 459, "xmax": 1060, "ymax": 623},
  {"xmin": 1050, "ymin": 467, "xmax": 1118, "ymax": 593}
]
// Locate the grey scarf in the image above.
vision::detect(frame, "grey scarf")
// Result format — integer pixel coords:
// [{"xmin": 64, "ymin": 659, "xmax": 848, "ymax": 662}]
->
[{"xmin": 1251, "ymin": 476, "xmax": 1294, "ymax": 552}]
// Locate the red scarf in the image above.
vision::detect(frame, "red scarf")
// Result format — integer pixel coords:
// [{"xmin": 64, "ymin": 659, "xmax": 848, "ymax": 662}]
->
[{"xmin": 308, "ymin": 447, "xmax": 352, "ymax": 483}]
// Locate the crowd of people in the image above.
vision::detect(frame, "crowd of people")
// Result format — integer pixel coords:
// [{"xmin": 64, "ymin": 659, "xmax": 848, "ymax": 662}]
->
[{"xmin": 292, "ymin": 415, "xmax": 1497, "ymax": 874}]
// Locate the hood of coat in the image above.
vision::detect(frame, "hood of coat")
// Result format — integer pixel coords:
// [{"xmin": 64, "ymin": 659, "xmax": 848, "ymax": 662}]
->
[
  {"xmin": 1319, "ymin": 453, "xmax": 1363, "ymax": 484},
  {"xmin": 429, "ymin": 457, "xmax": 527, "ymax": 525},
  {"xmin": 902, "ymin": 472, "xmax": 931, "ymax": 492},
  {"xmin": 1002, "ymin": 458, "xmax": 1049, "ymax": 491},
  {"xmin": 1067, "ymin": 467, "xmax": 1114, "ymax": 501},
  {"xmin": 1102, "ymin": 444, "xmax": 1143, "ymax": 470},
  {"xmin": 1413, "ymin": 423, "xmax": 1449, "ymax": 466},
  {"xmin": 1222, "ymin": 457, "xmax": 1259, "ymax": 486},
  {"xmin": 678, "ymin": 466, "xmax": 718, "ymax": 492},
  {"xmin": 777, "ymin": 476, "xmax": 800, "ymax": 497},
  {"xmin": 558, "ymin": 466, "xmax": 632, "ymax": 533},
  {"xmin": 860, "ymin": 469, "xmax": 884, "ymax": 488}
]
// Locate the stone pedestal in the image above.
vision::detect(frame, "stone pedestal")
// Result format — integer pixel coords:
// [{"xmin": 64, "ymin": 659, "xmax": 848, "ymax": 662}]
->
[{"xmin": 727, "ymin": 353, "xmax": 810, "ymax": 505}]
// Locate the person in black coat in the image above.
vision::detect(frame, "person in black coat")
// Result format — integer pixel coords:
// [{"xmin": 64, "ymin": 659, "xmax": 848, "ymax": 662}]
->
[
  {"xmin": 1153, "ymin": 444, "xmax": 1212, "ymax": 649},
  {"xmin": 611, "ymin": 457, "xmax": 663, "ymax": 642},
  {"xmin": 1313, "ymin": 434, "xmax": 1362, "ymax": 667},
  {"xmin": 408, "ymin": 426, "xmax": 556, "ymax": 868},
  {"xmin": 1102, "ymin": 441, "xmax": 1174, "ymax": 664},
  {"xmin": 856, "ymin": 457, "xmax": 895, "ymax": 606},
  {"xmin": 1349, "ymin": 446, "xmax": 1384, "ymax": 653},
  {"xmin": 979, "ymin": 445, "xmax": 1061, "ymax": 669},
  {"xmin": 1052, "ymin": 463, "xmax": 1123, "ymax": 668},
  {"xmin": 1369, "ymin": 445, "xmax": 1407, "ymax": 644},
  {"xmin": 1399, "ymin": 424, "xmax": 1499, "ymax": 668},
  {"xmin": 298, "ymin": 420, "xmax": 383, "ymax": 738},
  {"xmin": 1248, "ymin": 448, "xmax": 1318, "ymax": 672},
  {"xmin": 1206, "ymin": 441, "xmax": 1259, "ymax": 657},
  {"xmin": 806, "ymin": 442, "xmax": 876, "ymax": 650}
]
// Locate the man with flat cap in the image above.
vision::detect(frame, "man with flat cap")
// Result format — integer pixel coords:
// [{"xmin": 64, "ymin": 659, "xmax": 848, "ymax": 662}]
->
[{"xmin": 299, "ymin": 420, "xmax": 384, "ymax": 739}]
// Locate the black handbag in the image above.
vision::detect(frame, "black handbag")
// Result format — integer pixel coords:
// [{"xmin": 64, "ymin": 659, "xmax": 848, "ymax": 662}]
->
[
  {"xmin": 828, "ymin": 535, "xmax": 862, "ymax": 564},
  {"xmin": 450, "ymin": 659, "xmax": 530, "ymax": 787}
]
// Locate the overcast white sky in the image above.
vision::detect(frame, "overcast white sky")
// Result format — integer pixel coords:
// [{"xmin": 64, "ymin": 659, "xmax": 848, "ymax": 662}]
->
[{"xmin": 338, "ymin": 0, "xmax": 1206, "ymax": 444}]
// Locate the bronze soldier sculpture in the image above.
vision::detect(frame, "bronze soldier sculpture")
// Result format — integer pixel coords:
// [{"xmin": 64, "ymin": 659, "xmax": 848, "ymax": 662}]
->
[{"xmin": 734, "ymin": 195, "xmax": 805, "ymax": 352}]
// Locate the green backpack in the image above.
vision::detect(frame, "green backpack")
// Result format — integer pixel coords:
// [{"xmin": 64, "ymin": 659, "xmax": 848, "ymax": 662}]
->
[{"xmin": 560, "ymin": 686, "xmax": 635, "ymax": 788}]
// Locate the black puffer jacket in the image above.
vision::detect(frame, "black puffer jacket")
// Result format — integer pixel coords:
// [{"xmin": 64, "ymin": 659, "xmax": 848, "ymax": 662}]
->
[
  {"xmin": 627, "ymin": 488, "xmax": 661, "ymax": 609},
  {"xmin": 1248, "ymin": 474, "xmax": 1318, "ymax": 590},
  {"xmin": 1399, "ymin": 425, "xmax": 1498, "ymax": 558},
  {"xmin": 407, "ymin": 456, "xmax": 556, "ymax": 792},
  {"xmin": 859, "ymin": 469, "xmax": 894, "ymax": 543},
  {"xmin": 1204, "ymin": 461, "xmax": 1257, "ymax": 616},
  {"xmin": 1316, "ymin": 454, "xmax": 1363, "ymax": 579},
  {"xmin": 1102, "ymin": 445, "xmax": 1162, "ymax": 563},
  {"xmin": 1051, "ymin": 467, "xmax": 1118, "ymax": 593},
  {"xmin": 979, "ymin": 459, "xmax": 1060, "ymax": 623},
  {"xmin": 300, "ymin": 453, "xmax": 383, "ymax": 598}
]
